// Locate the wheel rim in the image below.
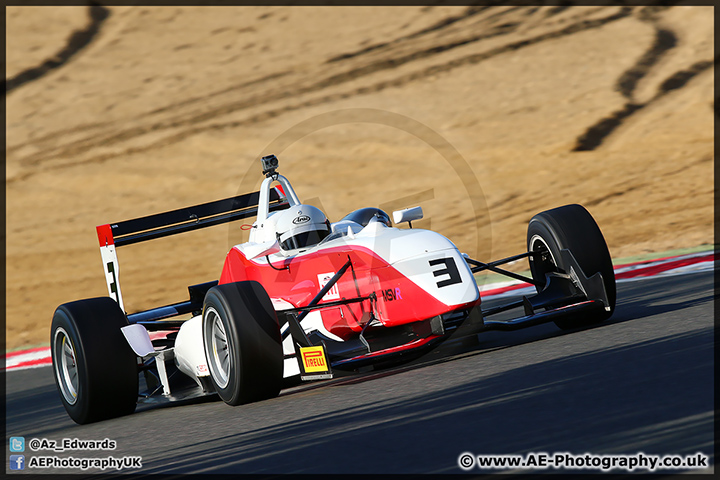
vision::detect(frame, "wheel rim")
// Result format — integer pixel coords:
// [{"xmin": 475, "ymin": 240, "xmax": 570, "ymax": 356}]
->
[
  {"xmin": 529, "ymin": 234, "xmax": 558, "ymax": 282},
  {"xmin": 206, "ymin": 307, "xmax": 231, "ymax": 389},
  {"xmin": 54, "ymin": 327, "xmax": 79, "ymax": 405}
]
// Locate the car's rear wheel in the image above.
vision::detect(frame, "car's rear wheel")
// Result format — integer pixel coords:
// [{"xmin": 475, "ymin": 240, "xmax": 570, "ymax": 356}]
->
[
  {"xmin": 202, "ymin": 281, "xmax": 283, "ymax": 406},
  {"xmin": 526, "ymin": 204, "xmax": 616, "ymax": 329},
  {"xmin": 50, "ymin": 297, "xmax": 139, "ymax": 424}
]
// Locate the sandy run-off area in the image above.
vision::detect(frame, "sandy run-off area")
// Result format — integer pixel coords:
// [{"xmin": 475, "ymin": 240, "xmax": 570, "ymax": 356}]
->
[{"xmin": 5, "ymin": 5, "xmax": 714, "ymax": 350}]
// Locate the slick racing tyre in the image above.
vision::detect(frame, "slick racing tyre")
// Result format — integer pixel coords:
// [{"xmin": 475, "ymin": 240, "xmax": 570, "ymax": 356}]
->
[
  {"xmin": 526, "ymin": 204, "xmax": 616, "ymax": 330},
  {"xmin": 202, "ymin": 281, "xmax": 282, "ymax": 406},
  {"xmin": 50, "ymin": 297, "xmax": 139, "ymax": 424}
]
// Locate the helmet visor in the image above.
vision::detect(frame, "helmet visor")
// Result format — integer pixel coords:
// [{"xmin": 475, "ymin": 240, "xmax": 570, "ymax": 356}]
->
[{"xmin": 280, "ymin": 228, "xmax": 330, "ymax": 251}]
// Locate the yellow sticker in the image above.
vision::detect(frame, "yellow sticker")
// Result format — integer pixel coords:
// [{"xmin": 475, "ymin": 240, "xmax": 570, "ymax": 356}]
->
[{"xmin": 300, "ymin": 346, "xmax": 328, "ymax": 373}]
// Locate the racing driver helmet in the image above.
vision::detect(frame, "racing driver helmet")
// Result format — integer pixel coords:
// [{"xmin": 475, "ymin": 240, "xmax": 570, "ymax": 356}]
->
[{"xmin": 275, "ymin": 204, "xmax": 331, "ymax": 251}]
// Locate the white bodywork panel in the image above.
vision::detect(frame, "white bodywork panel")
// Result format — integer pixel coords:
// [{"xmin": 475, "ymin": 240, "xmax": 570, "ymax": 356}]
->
[
  {"xmin": 121, "ymin": 324, "xmax": 155, "ymax": 357},
  {"xmin": 243, "ymin": 239, "xmax": 282, "ymax": 260},
  {"xmin": 174, "ymin": 316, "xmax": 209, "ymax": 385},
  {"xmin": 349, "ymin": 222, "xmax": 479, "ymax": 306}
]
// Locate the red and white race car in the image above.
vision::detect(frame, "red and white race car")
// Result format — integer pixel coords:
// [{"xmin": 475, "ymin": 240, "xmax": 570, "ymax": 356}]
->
[{"xmin": 51, "ymin": 155, "xmax": 615, "ymax": 424}]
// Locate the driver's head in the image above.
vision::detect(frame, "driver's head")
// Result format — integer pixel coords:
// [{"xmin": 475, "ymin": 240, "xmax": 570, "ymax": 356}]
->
[{"xmin": 275, "ymin": 205, "xmax": 330, "ymax": 251}]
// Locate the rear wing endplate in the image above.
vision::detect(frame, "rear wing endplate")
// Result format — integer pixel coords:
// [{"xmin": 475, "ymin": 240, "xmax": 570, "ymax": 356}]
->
[{"xmin": 96, "ymin": 188, "xmax": 288, "ymax": 311}]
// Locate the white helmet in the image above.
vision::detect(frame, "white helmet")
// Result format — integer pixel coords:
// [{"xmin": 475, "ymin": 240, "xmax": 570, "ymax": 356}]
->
[{"xmin": 275, "ymin": 205, "xmax": 330, "ymax": 251}]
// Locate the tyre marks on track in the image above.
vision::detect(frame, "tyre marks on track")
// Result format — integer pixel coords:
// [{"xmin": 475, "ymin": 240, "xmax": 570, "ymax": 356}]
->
[
  {"xmin": 326, "ymin": 5, "xmax": 491, "ymax": 63},
  {"xmin": 8, "ymin": 7, "xmax": 636, "ymax": 181},
  {"xmin": 616, "ymin": 28, "xmax": 677, "ymax": 100},
  {"xmin": 574, "ymin": 8, "xmax": 713, "ymax": 151},
  {"xmin": 9, "ymin": 6, "xmax": 710, "ymax": 181},
  {"xmin": 5, "ymin": 4, "xmax": 110, "ymax": 94}
]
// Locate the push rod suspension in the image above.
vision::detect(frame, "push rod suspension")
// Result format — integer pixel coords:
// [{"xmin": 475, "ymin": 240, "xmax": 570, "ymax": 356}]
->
[
  {"xmin": 296, "ymin": 257, "xmax": 353, "ymax": 324},
  {"xmin": 465, "ymin": 252, "xmax": 541, "ymax": 287}
]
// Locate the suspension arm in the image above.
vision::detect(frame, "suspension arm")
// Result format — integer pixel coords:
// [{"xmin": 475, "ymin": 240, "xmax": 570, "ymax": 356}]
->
[{"xmin": 465, "ymin": 252, "xmax": 542, "ymax": 287}]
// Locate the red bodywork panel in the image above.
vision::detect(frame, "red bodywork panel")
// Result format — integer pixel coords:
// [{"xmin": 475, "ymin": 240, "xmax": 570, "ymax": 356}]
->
[{"xmin": 219, "ymin": 245, "xmax": 478, "ymax": 340}]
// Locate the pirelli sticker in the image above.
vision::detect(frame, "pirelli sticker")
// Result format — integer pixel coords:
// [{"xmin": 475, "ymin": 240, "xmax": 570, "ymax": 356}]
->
[{"xmin": 299, "ymin": 345, "xmax": 332, "ymax": 380}]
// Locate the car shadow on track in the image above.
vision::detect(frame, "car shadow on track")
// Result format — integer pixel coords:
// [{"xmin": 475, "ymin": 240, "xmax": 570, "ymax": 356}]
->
[{"xmin": 5, "ymin": 368, "xmax": 74, "ymax": 438}]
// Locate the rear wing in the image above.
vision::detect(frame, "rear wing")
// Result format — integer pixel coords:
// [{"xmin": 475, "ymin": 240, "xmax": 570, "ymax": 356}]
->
[{"xmin": 96, "ymin": 188, "xmax": 288, "ymax": 314}]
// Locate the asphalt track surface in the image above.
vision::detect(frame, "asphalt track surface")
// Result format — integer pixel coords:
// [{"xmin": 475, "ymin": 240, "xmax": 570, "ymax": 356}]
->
[{"xmin": 5, "ymin": 270, "xmax": 714, "ymax": 474}]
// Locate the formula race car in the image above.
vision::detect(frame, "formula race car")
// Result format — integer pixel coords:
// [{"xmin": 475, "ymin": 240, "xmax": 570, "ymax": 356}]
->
[{"xmin": 51, "ymin": 155, "xmax": 616, "ymax": 424}]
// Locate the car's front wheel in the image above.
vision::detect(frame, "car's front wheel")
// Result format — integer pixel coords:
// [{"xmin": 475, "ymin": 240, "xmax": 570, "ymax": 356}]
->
[
  {"xmin": 526, "ymin": 204, "xmax": 616, "ymax": 329},
  {"xmin": 202, "ymin": 281, "xmax": 283, "ymax": 406}
]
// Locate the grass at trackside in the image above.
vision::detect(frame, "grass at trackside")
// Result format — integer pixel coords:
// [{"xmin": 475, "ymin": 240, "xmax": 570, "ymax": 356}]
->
[
  {"xmin": 4, "ymin": 343, "xmax": 50, "ymax": 354},
  {"xmin": 473, "ymin": 244, "xmax": 714, "ymax": 287},
  {"xmin": 608, "ymin": 244, "xmax": 713, "ymax": 265},
  {"xmin": 5, "ymin": 245, "xmax": 714, "ymax": 355}
]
